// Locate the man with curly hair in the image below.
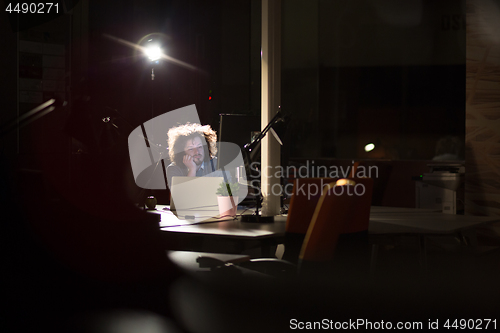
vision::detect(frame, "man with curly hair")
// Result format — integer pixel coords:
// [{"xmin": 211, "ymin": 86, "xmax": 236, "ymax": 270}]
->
[{"xmin": 166, "ymin": 123, "xmax": 228, "ymax": 189}]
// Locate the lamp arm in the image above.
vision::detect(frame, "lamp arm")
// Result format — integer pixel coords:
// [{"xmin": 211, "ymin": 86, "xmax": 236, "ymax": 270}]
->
[{"xmin": 243, "ymin": 110, "xmax": 283, "ymax": 152}]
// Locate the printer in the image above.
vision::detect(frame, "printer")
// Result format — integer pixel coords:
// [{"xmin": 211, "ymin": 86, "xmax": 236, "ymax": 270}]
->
[{"xmin": 415, "ymin": 164, "xmax": 465, "ymax": 214}]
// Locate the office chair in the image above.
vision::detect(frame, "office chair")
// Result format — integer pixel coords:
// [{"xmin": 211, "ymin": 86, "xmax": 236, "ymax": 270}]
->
[
  {"xmin": 300, "ymin": 180, "xmax": 358, "ymax": 262},
  {"xmin": 283, "ymin": 177, "xmax": 374, "ymax": 263},
  {"xmin": 284, "ymin": 177, "xmax": 334, "ymax": 263},
  {"xmin": 238, "ymin": 179, "xmax": 373, "ymax": 277},
  {"xmin": 297, "ymin": 178, "xmax": 375, "ymax": 277}
]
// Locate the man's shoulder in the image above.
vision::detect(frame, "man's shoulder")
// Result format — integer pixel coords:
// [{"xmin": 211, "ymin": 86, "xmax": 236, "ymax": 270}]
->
[
  {"xmin": 166, "ymin": 163, "xmax": 183, "ymax": 174},
  {"xmin": 166, "ymin": 162, "xmax": 185, "ymax": 189}
]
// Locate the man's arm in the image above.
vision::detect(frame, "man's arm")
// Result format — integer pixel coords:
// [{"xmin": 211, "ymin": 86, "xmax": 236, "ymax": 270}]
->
[{"xmin": 166, "ymin": 164, "xmax": 185, "ymax": 189}]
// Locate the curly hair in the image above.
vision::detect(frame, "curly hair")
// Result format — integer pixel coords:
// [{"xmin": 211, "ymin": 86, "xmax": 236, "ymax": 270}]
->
[{"xmin": 167, "ymin": 123, "xmax": 218, "ymax": 167}]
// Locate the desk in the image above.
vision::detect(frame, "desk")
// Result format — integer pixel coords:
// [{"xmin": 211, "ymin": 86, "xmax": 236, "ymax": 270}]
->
[
  {"xmin": 153, "ymin": 205, "xmax": 287, "ymax": 256},
  {"xmin": 368, "ymin": 206, "xmax": 500, "ymax": 272},
  {"xmin": 369, "ymin": 206, "xmax": 498, "ymax": 235},
  {"xmin": 155, "ymin": 205, "xmax": 499, "ymax": 262}
]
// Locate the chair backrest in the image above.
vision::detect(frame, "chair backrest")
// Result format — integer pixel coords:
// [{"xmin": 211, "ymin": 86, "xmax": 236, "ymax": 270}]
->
[
  {"xmin": 286, "ymin": 177, "xmax": 373, "ymax": 235},
  {"xmin": 286, "ymin": 178, "xmax": 335, "ymax": 234},
  {"xmin": 341, "ymin": 177, "xmax": 373, "ymax": 234},
  {"xmin": 299, "ymin": 181, "xmax": 357, "ymax": 263}
]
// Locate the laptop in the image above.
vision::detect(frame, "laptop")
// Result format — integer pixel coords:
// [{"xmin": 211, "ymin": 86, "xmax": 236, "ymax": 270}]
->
[{"xmin": 170, "ymin": 176, "xmax": 225, "ymax": 221}]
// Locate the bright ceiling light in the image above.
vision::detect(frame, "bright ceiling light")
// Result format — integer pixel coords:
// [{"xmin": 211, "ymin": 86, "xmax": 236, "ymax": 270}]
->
[{"xmin": 144, "ymin": 45, "xmax": 163, "ymax": 61}]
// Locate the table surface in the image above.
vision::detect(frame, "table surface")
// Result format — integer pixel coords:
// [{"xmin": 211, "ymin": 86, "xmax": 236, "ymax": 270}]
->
[
  {"xmin": 368, "ymin": 206, "xmax": 499, "ymax": 234},
  {"xmin": 152, "ymin": 205, "xmax": 500, "ymax": 239},
  {"xmin": 152, "ymin": 205, "xmax": 287, "ymax": 239}
]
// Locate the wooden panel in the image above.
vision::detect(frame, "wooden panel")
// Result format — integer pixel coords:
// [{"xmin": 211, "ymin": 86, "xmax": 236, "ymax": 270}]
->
[{"xmin": 465, "ymin": 0, "xmax": 500, "ymax": 216}]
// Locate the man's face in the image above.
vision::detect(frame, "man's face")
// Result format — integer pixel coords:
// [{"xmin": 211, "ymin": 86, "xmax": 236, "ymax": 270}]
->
[{"xmin": 184, "ymin": 136, "xmax": 205, "ymax": 166}]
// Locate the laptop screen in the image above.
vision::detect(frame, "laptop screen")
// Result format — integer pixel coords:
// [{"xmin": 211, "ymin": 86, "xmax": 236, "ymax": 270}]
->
[{"xmin": 170, "ymin": 176, "xmax": 224, "ymax": 220}]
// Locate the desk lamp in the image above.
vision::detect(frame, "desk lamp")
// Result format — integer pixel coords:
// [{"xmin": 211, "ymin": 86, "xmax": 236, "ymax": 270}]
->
[{"xmin": 240, "ymin": 109, "xmax": 285, "ymax": 223}]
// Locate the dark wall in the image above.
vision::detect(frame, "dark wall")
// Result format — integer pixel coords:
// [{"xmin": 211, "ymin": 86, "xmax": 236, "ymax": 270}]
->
[
  {"xmin": 85, "ymin": 0, "xmax": 257, "ymax": 133},
  {"xmin": 282, "ymin": 0, "xmax": 466, "ymax": 160},
  {"xmin": 317, "ymin": 65, "xmax": 465, "ymax": 159}
]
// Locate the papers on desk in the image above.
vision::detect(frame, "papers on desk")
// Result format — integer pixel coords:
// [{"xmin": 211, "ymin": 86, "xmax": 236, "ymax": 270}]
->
[{"xmin": 149, "ymin": 205, "xmax": 236, "ymax": 227}]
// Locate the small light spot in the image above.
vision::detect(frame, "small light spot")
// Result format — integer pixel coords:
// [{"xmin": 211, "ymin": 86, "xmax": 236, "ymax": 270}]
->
[{"xmin": 364, "ymin": 143, "xmax": 375, "ymax": 152}]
